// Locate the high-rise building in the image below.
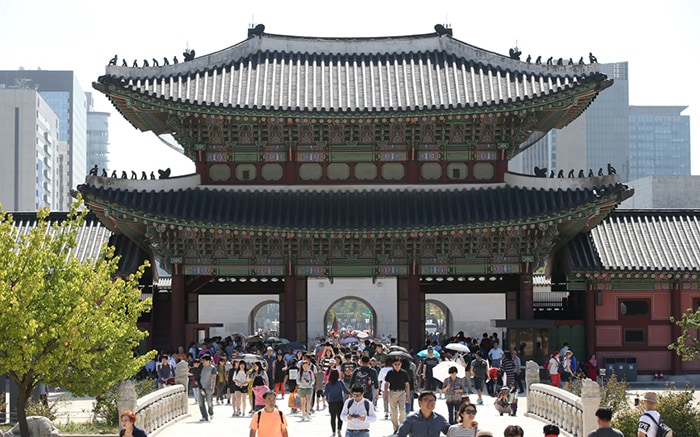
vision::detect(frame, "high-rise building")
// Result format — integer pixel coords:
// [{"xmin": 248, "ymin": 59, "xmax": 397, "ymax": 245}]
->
[
  {"xmin": 86, "ymin": 92, "xmax": 110, "ymax": 171},
  {"xmin": 0, "ymin": 88, "xmax": 60, "ymax": 211},
  {"xmin": 629, "ymin": 106, "xmax": 690, "ymax": 179},
  {"xmin": 0, "ymin": 70, "xmax": 88, "ymax": 210},
  {"xmin": 509, "ymin": 62, "xmax": 630, "ymax": 182}
]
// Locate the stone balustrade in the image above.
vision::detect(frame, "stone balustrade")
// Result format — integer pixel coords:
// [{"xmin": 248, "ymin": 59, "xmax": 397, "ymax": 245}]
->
[
  {"xmin": 525, "ymin": 379, "xmax": 600, "ymax": 437},
  {"xmin": 113, "ymin": 382, "xmax": 189, "ymax": 435}
]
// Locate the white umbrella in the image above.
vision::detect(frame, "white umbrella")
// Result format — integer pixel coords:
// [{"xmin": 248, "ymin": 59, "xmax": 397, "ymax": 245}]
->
[
  {"xmin": 431, "ymin": 360, "xmax": 466, "ymax": 382},
  {"xmin": 355, "ymin": 331, "xmax": 369, "ymax": 339},
  {"xmin": 445, "ymin": 343, "xmax": 470, "ymax": 353}
]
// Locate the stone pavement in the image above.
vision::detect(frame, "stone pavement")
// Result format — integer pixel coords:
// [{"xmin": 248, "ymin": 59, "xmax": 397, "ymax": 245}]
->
[{"xmin": 153, "ymin": 391, "xmax": 547, "ymax": 437}]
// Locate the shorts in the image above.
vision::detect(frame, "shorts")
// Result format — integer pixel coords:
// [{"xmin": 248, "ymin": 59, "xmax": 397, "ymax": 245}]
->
[
  {"xmin": 561, "ymin": 372, "xmax": 571, "ymax": 382},
  {"xmin": 233, "ymin": 385, "xmax": 246, "ymax": 393},
  {"xmin": 298, "ymin": 387, "xmax": 313, "ymax": 398},
  {"xmin": 473, "ymin": 377, "xmax": 485, "ymax": 391}
]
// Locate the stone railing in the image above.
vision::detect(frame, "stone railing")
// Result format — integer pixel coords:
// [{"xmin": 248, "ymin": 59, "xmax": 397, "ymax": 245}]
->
[
  {"xmin": 117, "ymin": 382, "xmax": 189, "ymax": 435},
  {"xmin": 525, "ymin": 379, "xmax": 600, "ymax": 437}
]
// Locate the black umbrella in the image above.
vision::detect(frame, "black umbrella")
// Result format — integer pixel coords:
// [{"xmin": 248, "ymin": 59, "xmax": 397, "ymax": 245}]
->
[{"xmin": 387, "ymin": 350, "xmax": 412, "ymax": 360}]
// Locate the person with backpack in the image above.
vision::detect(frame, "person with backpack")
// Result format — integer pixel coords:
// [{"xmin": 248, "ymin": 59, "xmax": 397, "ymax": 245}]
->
[
  {"xmin": 469, "ymin": 351, "xmax": 489, "ymax": 405},
  {"xmin": 638, "ymin": 392, "xmax": 672, "ymax": 437},
  {"xmin": 249, "ymin": 390, "xmax": 288, "ymax": 437},
  {"xmin": 350, "ymin": 356, "xmax": 379, "ymax": 403},
  {"xmin": 340, "ymin": 384, "xmax": 377, "ymax": 437}
]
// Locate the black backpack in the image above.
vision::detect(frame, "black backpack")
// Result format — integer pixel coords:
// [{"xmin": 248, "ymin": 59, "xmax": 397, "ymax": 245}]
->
[
  {"xmin": 643, "ymin": 412, "xmax": 673, "ymax": 437},
  {"xmin": 345, "ymin": 398, "xmax": 371, "ymax": 415},
  {"xmin": 257, "ymin": 409, "xmax": 284, "ymax": 425}
]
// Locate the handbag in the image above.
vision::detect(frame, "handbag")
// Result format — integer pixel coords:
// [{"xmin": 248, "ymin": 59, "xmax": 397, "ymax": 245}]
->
[{"xmin": 445, "ymin": 391, "xmax": 462, "ymax": 403}]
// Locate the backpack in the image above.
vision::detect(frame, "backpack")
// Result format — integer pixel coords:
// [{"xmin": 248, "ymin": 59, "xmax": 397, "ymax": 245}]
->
[
  {"xmin": 353, "ymin": 368, "xmax": 372, "ymax": 396},
  {"xmin": 257, "ymin": 409, "xmax": 284, "ymax": 425},
  {"xmin": 643, "ymin": 412, "xmax": 673, "ymax": 437},
  {"xmin": 345, "ymin": 398, "xmax": 371, "ymax": 416}
]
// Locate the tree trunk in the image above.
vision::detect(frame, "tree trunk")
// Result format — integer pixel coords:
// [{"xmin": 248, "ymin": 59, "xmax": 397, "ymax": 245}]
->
[{"xmin": 15, "ymin": 381, "xmax": 31, "ymax": 437}]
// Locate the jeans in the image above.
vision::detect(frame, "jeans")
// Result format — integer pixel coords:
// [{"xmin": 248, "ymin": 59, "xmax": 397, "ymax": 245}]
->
[
  {"xmin": 198, "ymin": 388, "xmax": 214, "ymax": 419},
  {"xmin": 446, "ymin": 401, "xmax": 460, "ymax": 424},
  {"xmin": 345, "ymin": 430, "xmax": 370, "ymax": 437}
]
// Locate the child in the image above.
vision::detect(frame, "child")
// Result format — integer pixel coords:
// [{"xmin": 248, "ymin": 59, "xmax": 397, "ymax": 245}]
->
[
  {"xmin": 508, "ymin": 383, "xmax": 518, "ymax": 416},
  {"xmin": 251, "ymin": 376, "xmax": 267, "ymax": 412}
]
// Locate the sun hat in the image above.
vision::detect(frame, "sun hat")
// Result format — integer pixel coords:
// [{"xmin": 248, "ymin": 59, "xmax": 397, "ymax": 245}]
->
[{"xmin": 643, "ymin": 392, "xmax": 658, "ymax": 403}]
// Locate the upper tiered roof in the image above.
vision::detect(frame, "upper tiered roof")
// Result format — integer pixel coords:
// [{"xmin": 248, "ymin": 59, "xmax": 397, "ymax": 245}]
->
[{"xmin": 95, "ymin": 25, "xmax": 611, "ymax": 134}]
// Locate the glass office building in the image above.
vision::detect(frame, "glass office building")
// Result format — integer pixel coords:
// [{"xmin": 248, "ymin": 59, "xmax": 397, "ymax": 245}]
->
[{"xmin": 629, "ymin": 106, "xmax": 690, "ymax": 179}]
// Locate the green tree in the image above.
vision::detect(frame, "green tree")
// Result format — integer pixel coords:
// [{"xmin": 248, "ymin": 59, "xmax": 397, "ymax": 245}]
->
[
  {"xmin": 669, "ymin": 308, "xmax": 700, "ymax": 361},
  {"xmin": 0, "ymin": 200, "xmax": 155, "ymax": 437}
]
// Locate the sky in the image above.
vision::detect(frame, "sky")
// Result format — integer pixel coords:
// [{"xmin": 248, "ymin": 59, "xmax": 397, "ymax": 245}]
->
[{"xmin": 2, "ymin": 0, "xmax": 699, "ymax": 176}]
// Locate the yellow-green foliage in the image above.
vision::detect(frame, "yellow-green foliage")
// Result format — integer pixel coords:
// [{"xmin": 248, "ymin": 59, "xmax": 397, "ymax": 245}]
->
[{"xmin": 0, "ymin": 198, "xmax": 156, "ymax": 432}]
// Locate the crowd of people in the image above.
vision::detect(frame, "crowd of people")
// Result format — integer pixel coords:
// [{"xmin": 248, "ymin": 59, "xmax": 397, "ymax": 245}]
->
[{"xmin": 126, "ymin": 332, "xmax": 661, "ymax": 437}]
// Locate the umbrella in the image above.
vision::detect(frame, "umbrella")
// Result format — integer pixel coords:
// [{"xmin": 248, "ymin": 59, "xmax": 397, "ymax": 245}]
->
[
  {"xmin": 390, "ymin": 345, "xmax": 409, "ymax": 353},
  {"xmin": 387, "ymin": 350, "xmax": 412, "ymax": 360},
  {"xmin": 232, "ymin": 353, "xmax": 264, "ymax": 364},
  {"xmin": 340, "ymin": 337, "xmax": 359, "ymax": 344},
  {"xmin": 417, "ymin": 349, "xmax": 441, "ymax": 358},
  {"xmin": 445, "ymin": 343, "xmax": 470, "ymax": 353},
  {"xmin": 355, "ymin": 331, "xmax": 369, "ymax": 339},
  {"xmin": 431, "ymin": 360, "xmax": 466, "ymax": 382},
  {"xmin": 265, "ymin": 336, "xmax": 281, "ymax": 343},
  {"xmin": 286, "ymin": 341, "xmax": 306, "ymax": 351},
  {"xmin": 247, "ymin": 335, "xmax": 263, "ymax": 343}
]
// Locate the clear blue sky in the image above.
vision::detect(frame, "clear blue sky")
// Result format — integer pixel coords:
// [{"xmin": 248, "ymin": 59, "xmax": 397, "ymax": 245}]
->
[{"xmin": 2, "ymin": 0, "xmax": 698, "ymax": 175}]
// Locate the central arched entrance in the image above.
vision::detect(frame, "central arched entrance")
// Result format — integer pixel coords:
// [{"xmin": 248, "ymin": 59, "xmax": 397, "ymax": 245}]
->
[{"xmin": 324, "ymin": 297, "xmax": 376, "ymax": 338}]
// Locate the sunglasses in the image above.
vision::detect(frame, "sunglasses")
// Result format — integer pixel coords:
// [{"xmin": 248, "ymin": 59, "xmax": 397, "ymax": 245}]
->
[{"xmin": 464, "ymin": 410, "xmax": 476, "ymax": 414}]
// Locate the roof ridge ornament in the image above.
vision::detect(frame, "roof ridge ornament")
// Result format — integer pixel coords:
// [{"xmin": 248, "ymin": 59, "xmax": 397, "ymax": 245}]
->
[
  {"xmin": 434, "ymin": 24, "xmax": 452, "ymax": 36},
  {"xmin": 248, "ymin": 23, "xmax": 265, "ymax": 38}
]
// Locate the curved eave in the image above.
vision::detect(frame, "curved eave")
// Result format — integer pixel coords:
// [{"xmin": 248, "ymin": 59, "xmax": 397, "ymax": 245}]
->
[
  {"xmin": 93, "ymin": 77, "xmax": 608, "ymax": 136},
  {"xmin": 78, "ymin": 183, "xmax": 632, "ymax": 236}
]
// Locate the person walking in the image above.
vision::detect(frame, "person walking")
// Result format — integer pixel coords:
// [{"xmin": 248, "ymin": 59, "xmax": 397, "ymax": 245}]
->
[
  {"xmin": 503, "ymin": 425, "xmax": 524, "ymax": 437},
  {"xmin": 297, "ymin": 360, "xmax": 315, "ymax": 421},
  {"xmin": 470, "ymin": 351, "xmax": 489, "ymax": 405},
  {"xmin": 324, "ymin": 369, "xmax": 350, "ymax": 437},
  {"xmin": 119, "ymin": 410, "xmax": 147, "ymax": 437},
  {"xmin": 588, "ymin": 406, "xmax": 623, "ymax": 436},
  {"xmin": 231, "ymin": 360, "xmax": 250, "ymax": 417},
  {"xmin": 249, "ymin": 390, "xmax": 288, "ymax": 437},
  {"xmin": 340, "ymin": 384, "xmax": 378, "ymax": 437},
  {"xmin": 442, "ymin": 366, "xmax": 465, "ymax": 424},
  {"xmin": 198, "ymin": 355, "xmax": 216, "ymax": 421},
  {"xmin": 384, "ymin": 358, "xmax": 411, "ymax": 434},
  {"xmin": 397, "ymin": 391, "xmax": 450, "ymax": 437}
]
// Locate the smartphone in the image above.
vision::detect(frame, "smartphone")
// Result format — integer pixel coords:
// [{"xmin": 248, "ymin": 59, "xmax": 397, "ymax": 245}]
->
[{"xmin": 634, "ymin": 398, "xmax": 639, "ymax": 406}]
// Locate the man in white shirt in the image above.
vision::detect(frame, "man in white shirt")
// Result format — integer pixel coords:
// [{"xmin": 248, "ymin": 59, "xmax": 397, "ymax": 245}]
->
[
  {"xmin": 638, "ymin": 392, "xmax": 662, "ymax": 437},
  {"xmin": 340, "ymin": 384, "xmax": 377, "ymax": 437}
]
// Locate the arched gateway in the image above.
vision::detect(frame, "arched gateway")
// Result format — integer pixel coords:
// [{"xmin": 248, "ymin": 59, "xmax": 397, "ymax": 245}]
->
[{"xmin": 81, "ymin": 24, "xmax": 629, "ymax": 353}]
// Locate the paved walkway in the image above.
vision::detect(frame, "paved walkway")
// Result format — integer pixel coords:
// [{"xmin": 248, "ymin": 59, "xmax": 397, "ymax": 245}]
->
[{"xmin": 154, "ymin": 391, "xmax": 546, "ymax": 437}]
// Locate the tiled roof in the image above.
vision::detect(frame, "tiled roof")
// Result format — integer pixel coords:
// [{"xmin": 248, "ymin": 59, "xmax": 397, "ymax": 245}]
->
[
  {"xmin": 78, "ymin": 183, "xmax": 628, "ymax": 233},
  {"xmin": 9, "ymin": 212, "xmax": 147, "ymax": 276},
  {"xmin": 566, "ymin": 210, "xmax": 700, "ymax": 272},
  {"xmin": 97, "ymin": 31, "xmax": 609, "ymax": 114},
  {"xmin": 10, "ymin": 212, "xmax": 113, "ymax": 263}
]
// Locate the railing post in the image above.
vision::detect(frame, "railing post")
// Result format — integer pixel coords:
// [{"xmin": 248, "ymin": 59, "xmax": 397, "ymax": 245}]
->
[
  {"xmin": 581, "ymin": 379, "xmax": 601, "ymax": 435},
  {"xmin": 117, "ymin": 380, "xmax": 137, "ymax": 416},
  {"xmin": 525, "ymin": 360, "xmax": 540, "ymax": 391}
]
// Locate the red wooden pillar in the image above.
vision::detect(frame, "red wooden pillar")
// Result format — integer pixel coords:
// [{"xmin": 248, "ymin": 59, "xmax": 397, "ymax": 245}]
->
[
  {"xmin": 519, "ymin": 268, "xmax": 534, "ymax": 319},
  {"xmin": 585, "ymin": 281, "xmax": 596, "ymax": 361},
  {"xmin": 407, "ymin": 274, "xmax": 423, "ymax": 352},
  {"xmin": 281, "ymin": 272, "xmax": 297, "ymax": 341},
  {"xmin": 170, "ymin": 266, "xmax": 185, "ymax": 349},
  {"xmin": 671, "ymin": 281, "xmax": 682, "ymax": 375}
]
